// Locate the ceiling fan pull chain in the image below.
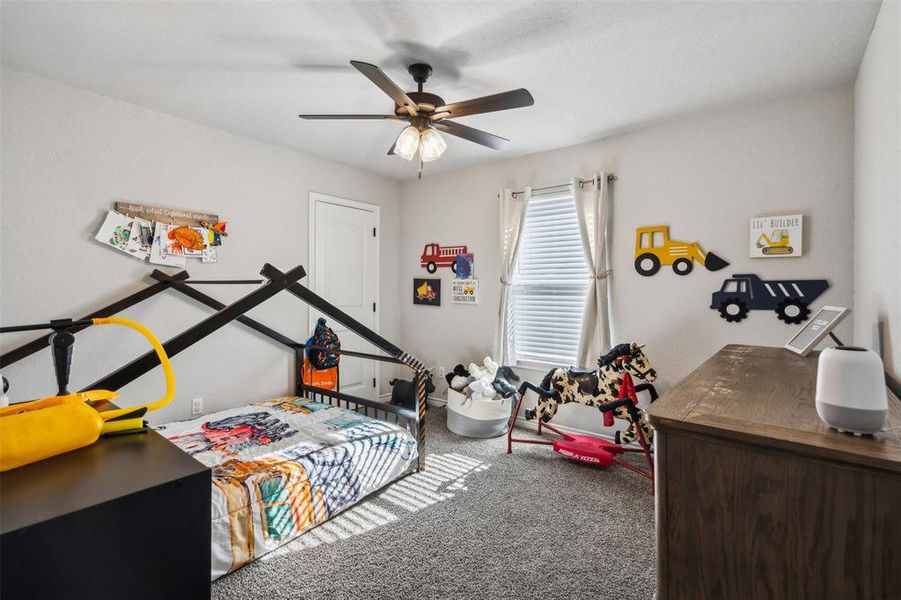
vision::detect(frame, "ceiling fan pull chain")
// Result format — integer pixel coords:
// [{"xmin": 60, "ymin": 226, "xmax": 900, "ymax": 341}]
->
[{"xmin": 418, "ymin": 157, "xmax": 423, "ymax": 180}]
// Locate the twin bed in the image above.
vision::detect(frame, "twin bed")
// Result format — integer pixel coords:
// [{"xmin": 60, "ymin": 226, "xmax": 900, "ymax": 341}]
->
[
  {"xmin": 157, "ymin": 396, "xmax": 418, "ymax": 579},
  {"xmin": 0, "ymin": 264, "xmax": 427, "ymax": 582}
]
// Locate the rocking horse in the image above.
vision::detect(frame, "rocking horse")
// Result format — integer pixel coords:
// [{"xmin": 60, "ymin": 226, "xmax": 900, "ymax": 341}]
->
[{"xmin": 507, "ymin": 342, "xmax": 659, "ymax": 485}]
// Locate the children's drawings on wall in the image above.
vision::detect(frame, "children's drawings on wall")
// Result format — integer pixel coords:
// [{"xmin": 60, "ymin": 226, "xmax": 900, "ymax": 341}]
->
[
  {"xmin": 94, "ymin": 211, "xmax": 149, "ymax": 261},
  {"xmin": 454, "ymin": 253, "xmax": 475, "ymax": 279},
  {"xmin": 94, "ymin": 202, "xmax": 228, "ymax": 265},
  {"xmin": 451, "ymin": 278, "xmax": 479, "ymax": 304},
  {"xmin": 750, "ymin": 214, "xmax": 803, "ymax": 258},
  {"xmin": 126, "ymin": 217, "xmax": 153, "ymax": 258},
  {"xmin": 413, "ymin": 278, "xmax": 441, "ymax": 306},
  {"xmin": 170, "ymin": 226, "xmax": 207, "ymax": 256},
  {"xmin": 149, "ymin": 222, "xmax": 186, "ymax": 267}
]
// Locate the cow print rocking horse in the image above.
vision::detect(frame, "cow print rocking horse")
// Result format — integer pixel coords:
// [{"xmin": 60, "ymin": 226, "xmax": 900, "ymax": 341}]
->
[{"xmin": 508, "ymin": 342, "xmax": 659, "ymax": 487}]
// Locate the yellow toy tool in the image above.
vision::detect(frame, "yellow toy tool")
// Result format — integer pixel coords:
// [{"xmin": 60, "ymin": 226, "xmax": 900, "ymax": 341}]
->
[
  {"xmin": 634, "ymin": 225, "xmax": 730, "ymax": 277},
  {"xmin": 0, "ymin": 316, "xmax": 175, "ymax": 472}
]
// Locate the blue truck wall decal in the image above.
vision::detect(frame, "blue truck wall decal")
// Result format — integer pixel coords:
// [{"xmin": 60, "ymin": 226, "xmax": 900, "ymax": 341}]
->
[{"xmin": 711, "ymin": 274, "xmax": 829, "ymax": 324}]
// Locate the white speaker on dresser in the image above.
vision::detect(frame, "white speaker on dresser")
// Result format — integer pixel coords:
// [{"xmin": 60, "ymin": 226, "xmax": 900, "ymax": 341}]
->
[{"xmin": 815, "ymin": 346, "xmax": 888, "ymax": 434}]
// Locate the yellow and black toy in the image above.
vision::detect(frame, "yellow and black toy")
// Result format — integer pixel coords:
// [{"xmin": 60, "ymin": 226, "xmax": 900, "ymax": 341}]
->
[{"xmin": 0, "ymin": 317, "xmax": 174, "ymax": 472}]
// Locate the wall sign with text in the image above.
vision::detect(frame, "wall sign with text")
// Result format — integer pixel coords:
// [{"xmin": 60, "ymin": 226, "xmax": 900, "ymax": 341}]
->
[
  {"xmin": 749, "ymin": 214, "xmax": 803, "ymax": 258},
  {"xmin": 451, "ymin": 278, "xmax": 479, "ymax": 304}
]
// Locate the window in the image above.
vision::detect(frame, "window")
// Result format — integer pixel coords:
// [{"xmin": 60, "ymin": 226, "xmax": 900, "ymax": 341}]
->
[{"xmin": 508, "ymin": 186, "xmax": 590, "ymax": 366}]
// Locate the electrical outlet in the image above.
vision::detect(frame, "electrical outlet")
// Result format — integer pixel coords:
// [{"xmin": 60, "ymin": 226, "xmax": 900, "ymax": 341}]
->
[
  {"xmin": 192, "ymin": 397, "xmax": 203, "ymax": 415},
  {"xmin": 438, "ymin": 366, "xmax": 446, "ymax": 378}
]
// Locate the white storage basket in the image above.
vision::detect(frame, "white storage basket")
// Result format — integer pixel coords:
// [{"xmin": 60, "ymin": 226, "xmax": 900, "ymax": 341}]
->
[{"xmin": 445, "ymin": 389, "xmax": 512, "ymax": 438}]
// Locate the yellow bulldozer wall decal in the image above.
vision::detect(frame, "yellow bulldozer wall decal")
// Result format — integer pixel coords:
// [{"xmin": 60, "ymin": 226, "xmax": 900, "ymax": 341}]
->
[{"xmin": 633, "ymin": 225, "xmax": 730, "ymax": 277}]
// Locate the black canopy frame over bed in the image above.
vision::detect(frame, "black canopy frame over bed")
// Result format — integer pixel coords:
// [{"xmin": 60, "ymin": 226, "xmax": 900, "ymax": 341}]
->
[{"xmin": 0, "ymin": 263, "xmax": 428, "ymax": 471}]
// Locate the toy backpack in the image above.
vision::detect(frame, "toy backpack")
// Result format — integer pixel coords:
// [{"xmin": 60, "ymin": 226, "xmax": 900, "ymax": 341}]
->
[{"xmin": 307, "ymin": 318, "xmax": 340, "ymax": 369}]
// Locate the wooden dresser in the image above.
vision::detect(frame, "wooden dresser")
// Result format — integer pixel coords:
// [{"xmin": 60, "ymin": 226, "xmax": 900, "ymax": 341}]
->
[{"xmin": 647, "ymin": 344, "xmax": 901, "ymax": 600}]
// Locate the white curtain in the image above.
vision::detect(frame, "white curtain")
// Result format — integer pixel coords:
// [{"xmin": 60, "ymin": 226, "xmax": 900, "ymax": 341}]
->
[
  {"xmin": 573, "ymin": 174, "xmax": 613, "ymax": 367},
  {"xmin": 494, "ymin": 187, "xmax": 530, "ymax": 365}
]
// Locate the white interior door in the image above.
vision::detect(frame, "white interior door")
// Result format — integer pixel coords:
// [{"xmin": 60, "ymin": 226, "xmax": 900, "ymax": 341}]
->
[{"xmin": 309, "ymin": 193, "xmax": 379, "ymax": 400}]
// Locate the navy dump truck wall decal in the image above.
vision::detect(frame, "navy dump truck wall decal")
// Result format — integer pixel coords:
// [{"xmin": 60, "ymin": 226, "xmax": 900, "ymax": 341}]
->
[{"xmin": 710, "ymin": 274, "xmax": 829, "ymax": 324}]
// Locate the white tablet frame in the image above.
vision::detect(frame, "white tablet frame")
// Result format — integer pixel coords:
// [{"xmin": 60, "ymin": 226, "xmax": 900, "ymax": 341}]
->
[{"xmin": 784, "ymin": 306, "xmax": 851, "ymax": 357}]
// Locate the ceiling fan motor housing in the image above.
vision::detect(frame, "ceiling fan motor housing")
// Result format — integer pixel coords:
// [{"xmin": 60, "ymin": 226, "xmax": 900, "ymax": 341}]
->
[
  {"xmin": 396, "ymin": 91, "xmax": 445, "ymax": 118},
  {"xmin": 393, "ymin": 63, "xmax": 444, "ymax": 116}
]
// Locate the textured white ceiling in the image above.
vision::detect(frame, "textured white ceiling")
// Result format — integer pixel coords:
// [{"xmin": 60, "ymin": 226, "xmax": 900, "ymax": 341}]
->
[{"xmin": 1, "ymin": 1, "xmax": 880, "ymax": 180}]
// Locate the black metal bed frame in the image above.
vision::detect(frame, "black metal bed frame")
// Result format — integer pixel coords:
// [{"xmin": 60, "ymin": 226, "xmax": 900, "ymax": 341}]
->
[{"xmin": 0, "ymin": 263, "xmax": 428, "ymax": 471}]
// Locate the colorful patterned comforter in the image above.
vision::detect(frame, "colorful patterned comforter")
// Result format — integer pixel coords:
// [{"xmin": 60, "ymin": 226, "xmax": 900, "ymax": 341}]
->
[{"xmin": 156, "ymin": 396, "xmax": 418, "ymax": 580}]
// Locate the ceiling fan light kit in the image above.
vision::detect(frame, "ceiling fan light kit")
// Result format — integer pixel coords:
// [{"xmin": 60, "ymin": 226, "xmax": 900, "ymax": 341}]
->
[
  {"xmin": 299, "ymin": 60, "xmax": 534, "ymax": 175},
  {"xmin": 392, "ymin": 125, "xmax": 422, "ymax": 161},
  {"xmin": 418, "ymin": 128, "xmax": 447, "ymax": 162}
]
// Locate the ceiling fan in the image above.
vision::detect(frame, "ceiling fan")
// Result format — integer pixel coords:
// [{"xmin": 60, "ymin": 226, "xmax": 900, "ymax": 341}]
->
[{"xmin": 299, "ymin": 60, "xmax": 534, "ymax": 172}]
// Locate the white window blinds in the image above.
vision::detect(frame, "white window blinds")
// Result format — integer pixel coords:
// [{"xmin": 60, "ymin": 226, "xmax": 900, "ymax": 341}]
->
[{"xmin": 509, "ymin": 186, "xmax": 590, "ymax": 366}]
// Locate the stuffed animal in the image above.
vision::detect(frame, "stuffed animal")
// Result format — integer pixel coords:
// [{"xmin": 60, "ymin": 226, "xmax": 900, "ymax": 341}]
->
[
  {"xmin": 492, "ymin": 366, "xmax": 520, "ymax": 398},
  {"xmin": 446, "ymin": 364, "xmax": 473, "ymax": 392},
  {"xmin": 484, "ymin": 357, "xmax": 499, "ymax": 378},
  {"xmin": 389, "ymin": 371, "xmax": 436, "ymax": 409},
  {"xmin": 468, "ymin": 356, "xmax": 499, "ymax": 382},
  {"xmin": 465, "ymin": 356, "xmax": 504, "ymax": 402},
  {"xmin": 466, "ymin": 376, "xmax": 498, "ymax": 402}
]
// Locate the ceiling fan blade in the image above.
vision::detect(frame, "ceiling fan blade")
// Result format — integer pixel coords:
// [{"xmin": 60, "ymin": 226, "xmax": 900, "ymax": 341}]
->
[
  {"xmin": 350, "ymin": 60, "xmax": 419, "ymax": 117},
  {"xmin": 434, "ymin": 88, "xmax": 534, "ymax": 120},
  {"xmin": 434, "ymin": 121, "xmax": 509, "ymax": 150},
  {"xmin": 299, "ymin": 114, "xmax": 402, "ymax": 120}
]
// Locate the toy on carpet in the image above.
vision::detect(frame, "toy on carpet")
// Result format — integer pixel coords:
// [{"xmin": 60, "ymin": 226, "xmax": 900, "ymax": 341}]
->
[
  {"xmin": 388, "ymin": 371, "xmax": 436, "ymax": 410},
  {"xmin": 508, "ymin": 342, "xmax": 660, "ymax": 488},
  {"xmin": 525, "ymin": 342, "xmax": 657, "ymax": 445}
]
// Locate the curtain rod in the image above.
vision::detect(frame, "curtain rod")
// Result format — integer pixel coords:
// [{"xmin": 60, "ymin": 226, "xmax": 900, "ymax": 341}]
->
[{"xmin": 511, "ymin": 174, "xmax": 617, "ymax": 198}]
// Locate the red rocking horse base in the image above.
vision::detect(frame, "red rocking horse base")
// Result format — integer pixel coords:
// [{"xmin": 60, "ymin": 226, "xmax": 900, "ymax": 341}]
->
[
  {"xmin": 507, "ymin": 372, "xmax": 655, "ymax": 492},
  {"xmin": 553, "ymin": 432, "xmax": 621, "ymax": 467}
]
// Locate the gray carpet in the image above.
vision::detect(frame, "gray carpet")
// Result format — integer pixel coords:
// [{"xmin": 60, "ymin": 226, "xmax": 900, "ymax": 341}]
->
[{"xmin": 212, "ymin": 409, "xmax": 656, "ymax": 600}]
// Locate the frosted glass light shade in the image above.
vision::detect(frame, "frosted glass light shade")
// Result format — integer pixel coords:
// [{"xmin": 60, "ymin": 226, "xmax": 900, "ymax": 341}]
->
[
  {"xmin": 419, "ymin": 129, "xmax": 447, "ymax": 162},
  {"xmin": 392, "ymin": 125, "xmax": 420, "ymax": 161}
]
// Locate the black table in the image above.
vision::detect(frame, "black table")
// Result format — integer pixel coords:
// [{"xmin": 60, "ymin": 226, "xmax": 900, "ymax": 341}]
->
[{"xmin": 1, "ymin": 428, "xmax": 211, "ymax": 600}]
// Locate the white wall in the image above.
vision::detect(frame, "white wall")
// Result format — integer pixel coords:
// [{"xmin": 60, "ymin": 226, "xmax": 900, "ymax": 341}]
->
[
  {"xmin": 0, "ymin": 68, "xmax": 402, "ymax": 424},
  {"xmin": 400, "ymin": 86, "xmax": 855, "ymax": 434},
  {"xmin": 853, "ymin": 0, "xmax": 900, "ymax": 380}
]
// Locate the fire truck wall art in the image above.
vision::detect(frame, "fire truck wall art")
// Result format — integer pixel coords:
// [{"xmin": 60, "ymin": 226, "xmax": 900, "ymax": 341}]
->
[
  {"xmin": 413, "ymin": 278, "xmax": 441, "ymax": 306},
  {"xmin": 420, "ymin": 242, "xmax": 472, "ymax": 274}
]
